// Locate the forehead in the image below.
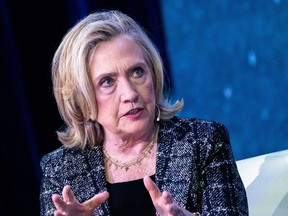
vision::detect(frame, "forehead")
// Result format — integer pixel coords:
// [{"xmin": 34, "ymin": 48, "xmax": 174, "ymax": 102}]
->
[
  {"xmin": 94, "ymin": 35, "xmax": 144, "ymax": 60},
  {"xmin": 89, "ymin": 35, "xmax": 147, "ymax": 75}
]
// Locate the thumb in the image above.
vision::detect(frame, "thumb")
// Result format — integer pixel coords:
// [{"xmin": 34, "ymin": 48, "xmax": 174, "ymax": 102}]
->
[
  {"xmin": 83, "ymin": 191, "xmax": 109, "ymax": 210},
  {"xmin": 144, "ymin": 176, "xmax": 161, "ymax": 200}
]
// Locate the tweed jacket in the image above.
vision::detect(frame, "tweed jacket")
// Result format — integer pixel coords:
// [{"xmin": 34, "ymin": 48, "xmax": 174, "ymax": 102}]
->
[{"xmin": 40, "ymin": 116, "xmax": 248, "ymax": 216}]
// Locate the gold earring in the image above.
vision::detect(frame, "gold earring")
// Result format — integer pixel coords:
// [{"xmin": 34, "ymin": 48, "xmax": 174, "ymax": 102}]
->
[{"xmin": 156, "ymin": 105, "xmax": 160, "ymax": 122}]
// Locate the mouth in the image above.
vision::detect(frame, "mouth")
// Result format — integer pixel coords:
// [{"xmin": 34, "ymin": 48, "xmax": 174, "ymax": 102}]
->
[{"xmin": 123, "ymin": 108, "xmax": 144, "ymax": 118}]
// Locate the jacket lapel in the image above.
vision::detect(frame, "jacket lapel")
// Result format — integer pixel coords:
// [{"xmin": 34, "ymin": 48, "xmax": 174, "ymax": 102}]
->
[
  {"xmin": 83, "ymin": 146, "xmax": 110, "ymax": 215},
  {"xmin": 155, "ymin": 117, "xmax": 194, "ymax": 208}
]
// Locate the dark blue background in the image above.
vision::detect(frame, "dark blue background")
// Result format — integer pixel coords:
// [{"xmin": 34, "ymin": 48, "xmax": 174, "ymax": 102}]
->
[{"xmin": 161, "ymin": 0, "xmax": 288, "ymax": 160}]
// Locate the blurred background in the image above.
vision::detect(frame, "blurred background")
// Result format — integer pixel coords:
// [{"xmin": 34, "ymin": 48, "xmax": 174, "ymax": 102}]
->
[{"xmin": 1, "ymin": 0, "xmax": 287, "ymax": 215}]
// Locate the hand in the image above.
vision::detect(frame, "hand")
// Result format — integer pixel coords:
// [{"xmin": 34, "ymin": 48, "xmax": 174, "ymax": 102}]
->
[
  {"xmin": 52, "ymin": 185, "xmax": 109, "ymax": 216},
  {"xmin": 144, "ymin": 176, "xmax": 198, "ymax": 216}
]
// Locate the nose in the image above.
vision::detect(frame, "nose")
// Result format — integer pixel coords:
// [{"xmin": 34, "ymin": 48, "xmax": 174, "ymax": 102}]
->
[{"xmin": 119, "ymin": 78, "xmax": 139, "ymax": 103}]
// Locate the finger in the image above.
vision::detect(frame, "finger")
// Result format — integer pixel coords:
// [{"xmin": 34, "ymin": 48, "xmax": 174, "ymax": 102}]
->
[
  {"xmin": 167, "ymin": 203, "xmax": 182, "ymax": 215},
  {"xmin": 52, "ymin": 194, "xmax": 66, "ymax": 213},
  {"xmin": 143, "ymin": 176, "xmax": 161, "ymax": 200},
  {"xmin": 54, "ymin": 209, "xmax": 64, "ymax": 216},
  {"xmin": 162, "ymin": 191, "xmax": 173, "ymax": 204},
  {"xmin": 83, "ymin": 191, "xmax": 109, "ymax": 210},
  {"xmin": 62, "ymin": 185, "xmax": 75, "ymax": 203}
]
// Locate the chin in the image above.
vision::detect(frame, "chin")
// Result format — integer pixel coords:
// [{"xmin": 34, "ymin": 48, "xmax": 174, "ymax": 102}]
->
[{"xmin": 124, "ymin": 119, "xmax": 153, "ymax": 133}]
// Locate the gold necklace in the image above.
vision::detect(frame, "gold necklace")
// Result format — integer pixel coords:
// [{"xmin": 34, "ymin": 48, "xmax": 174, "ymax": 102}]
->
[{"xmin": 103, "ymin": 128, "xmax": 158, "ymax": 172}]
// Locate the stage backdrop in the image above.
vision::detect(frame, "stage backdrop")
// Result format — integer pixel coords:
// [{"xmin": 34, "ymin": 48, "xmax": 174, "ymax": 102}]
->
[{"xmin": 161, "ymin": 0, "xmax": 288, "ymax": 160}]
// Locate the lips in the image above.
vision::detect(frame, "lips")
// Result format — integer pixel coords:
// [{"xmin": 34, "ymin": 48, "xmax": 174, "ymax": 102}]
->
[
  {"xmin": 123, "ymin": 108, "xmax": 144, "ymax": 119},
  {"xmin": 125, "ymin": 108, "xmax": 143, "ymax": 115}
]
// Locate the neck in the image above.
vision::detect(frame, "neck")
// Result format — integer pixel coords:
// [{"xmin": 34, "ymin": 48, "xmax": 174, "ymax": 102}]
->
[
  {"xmin": 103, "ymin": 124, "xmax": 158, "ymax": 155},
  {"xmin": 103, "ymin": 125, "xmax": 159, "ymax": 182}
]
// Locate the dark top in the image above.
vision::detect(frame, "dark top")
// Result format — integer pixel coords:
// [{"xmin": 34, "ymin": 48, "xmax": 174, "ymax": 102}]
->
[{"xmin": 106, "ymin": 175, "xmax": 156, "ymax": 215}]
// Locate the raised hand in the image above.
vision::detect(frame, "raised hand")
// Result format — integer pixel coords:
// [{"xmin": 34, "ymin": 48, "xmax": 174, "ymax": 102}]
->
[
  {"xmin": 144, "ymin": 176, "xmax": 199, "ymax": 216},
  {"xmin": 52, "ymin": 185, "xmax": 109, "ymax": 216}
]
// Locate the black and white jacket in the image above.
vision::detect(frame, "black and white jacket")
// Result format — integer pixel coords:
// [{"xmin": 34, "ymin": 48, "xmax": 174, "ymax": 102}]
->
[{"xmin": 40, "ymin": 116, "xmax": 248, "ymax": 215}]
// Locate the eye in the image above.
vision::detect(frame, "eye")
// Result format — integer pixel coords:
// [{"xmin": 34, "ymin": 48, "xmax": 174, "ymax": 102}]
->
[
  {"xmin": 99, "ymin": 76, "xmax": 115, "ymax": 87},
  {"xmin": 131, "ymin": 67, "xmax": 144, "ymax": 78}
]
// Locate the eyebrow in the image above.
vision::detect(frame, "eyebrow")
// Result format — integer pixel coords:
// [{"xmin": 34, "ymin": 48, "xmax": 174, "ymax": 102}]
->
[{"xmin": 93, "ymin": 62, "xmax": 147, "ymax": 83}]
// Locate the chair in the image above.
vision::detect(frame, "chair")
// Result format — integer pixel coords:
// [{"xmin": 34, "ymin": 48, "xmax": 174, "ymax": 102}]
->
[{"xmin": 236, "ymin": 149, "xmax": 288, "ymax": 216}]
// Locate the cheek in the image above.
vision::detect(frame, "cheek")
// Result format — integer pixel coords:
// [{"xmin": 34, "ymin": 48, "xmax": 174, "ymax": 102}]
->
[
  {"xmin": 142, "ymin": 82, "xmax": 155, "ymax": 103},
  {"xmin": 96, "ymin": 93, "xmax": 119, "ymax": 118},
  {"xmin": 96, "ymin": 95, "xmax": 111, "ymax": 117},
  {"xmin": 96, "ymin": 100, "xmax": 115, "ymax": 126}
]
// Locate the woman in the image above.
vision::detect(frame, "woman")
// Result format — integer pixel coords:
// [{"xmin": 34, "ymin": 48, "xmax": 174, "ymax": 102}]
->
[{"xmin": 40, "ymin": 10, "xmax": 248, "ymax": 216}]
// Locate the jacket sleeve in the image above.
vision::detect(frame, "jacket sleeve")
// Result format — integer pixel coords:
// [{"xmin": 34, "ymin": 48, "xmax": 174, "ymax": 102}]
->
[
  {"xmin": 39, "ymin": 150, "xmax": 65, "ymax": 216},
  {"xmin": 197, "ymin": 121, "xmax": 249, "ymax": 216}
]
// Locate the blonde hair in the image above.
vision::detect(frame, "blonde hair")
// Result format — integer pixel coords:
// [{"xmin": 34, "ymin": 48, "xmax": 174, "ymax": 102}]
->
[{"xmin": 52, "ymin": 10, "xmax": 184, "ymax": 149}]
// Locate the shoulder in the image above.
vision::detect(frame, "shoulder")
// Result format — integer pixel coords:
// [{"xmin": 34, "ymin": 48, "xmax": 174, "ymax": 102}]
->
[
  {"xmin": 162, "ymin": 117, "xmax": 233, "ymax": 163},
  {"xmin": 40, "ymin": 146, "xmax": 65, "ymax": 166},
  {"xmin": 40, "ymin": 146, "xmax": 92, "ymax": 173},
  {"xmin": 40, "ymin": 146, "xmax": 69, "ymax": 173},
  {"xmin": 161, "ymin": 116, "xmax": 229, "ymax": 141}
]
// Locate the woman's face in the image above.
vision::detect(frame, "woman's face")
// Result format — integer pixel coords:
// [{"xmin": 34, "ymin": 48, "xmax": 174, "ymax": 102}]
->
[{"xmin": 90, "ymin": 35, "xmax": 156, "ymax": 138}]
